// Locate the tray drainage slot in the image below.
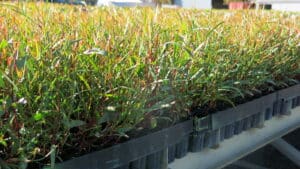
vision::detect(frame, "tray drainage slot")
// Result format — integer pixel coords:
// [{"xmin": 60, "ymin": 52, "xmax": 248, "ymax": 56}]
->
[
  {"xmin": 175, "ymin": 136, "xmax": 189, "ymax": 159},
  {"xmin": 189, "ymin": 131, "xmax": 205, "ymax": 152},
  {"xmin": 130, "ymin": 157, "xmax": 146, "ymax": 169}
]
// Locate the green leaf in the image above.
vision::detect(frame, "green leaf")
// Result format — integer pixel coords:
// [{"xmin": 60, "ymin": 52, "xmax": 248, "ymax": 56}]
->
[
  {"xmin": 117, "ymin": 125, "xmax": 132, "ymax": 137},
  {"xmin": 183, "ymin": 47, "xmax": 193, "ymax": 57},
  {"xmin": 104, "ymin": 94, "xmax": 114, "ymax": 98},
  {"xmin": 0, "ymin": 72, "xmax": 4, "ymax": 88},
  {"xmin": 2, "ymin": 73, "xmax": 18, "ymax": 91},
  {"xmin": 117, "ymin": 127, "xmax": 131, "ymax": 134},
  {"xmin": 206, "ymin": 21, "xmax": 224, "ymax": 39},
  {"xmin": 244, "ymin": 89, "xmax": 254, "ymax": 97},
  {"xmin": 0, "ymin": 133, "xmax": 7, "ymax": 147},
  {"xmin": 34, "ymin": 112, "xmax": 44, "ymax": 121},
  {"xmin": 18, "ymin": 155, "xmax": 28, "ymax": 169},
  {"xmin": 65, "ymin": 120, "xmax": 86, "ymax": 128},
  {"xmin": 0, "ymin": 40, "xmax": 8, "ymax": 49},
  {"xmin": 252, "ymin": 88, "xmax": 262, "ymax": 95},
  {"xmin": 149, "ymin": 66, "xmax": 157, "ymax": 81},
  {"xmin": 69, "ymin": 39, "xmax": 82, "ymax": 45},
  {"xmin": 266, "ymin": 79, "xmax": 276, "ymax": 86},
  {"xmin": 0, "ymin": 108, "xmax": 4, "ymax": 117},
  {"xmin": 190, "ymin": 68, "xmax": 204, "ymax": 80},
  {"xmin": 16, "ymin": 57, "xmax": 27, "ymax": 69},
  {"xmin": 144, "ymin": 95, "xmax": 175, "ymax": 112},
  {"xmin": 215, "ymin": 96, "xmax": 236, "ymax": 108},
  {"xmin": 98, "ymin": 112, "xmax": 112, "ymax": 124},
  {"xmin": 287, "ymin": 78, "xmax": 299, "ymax": 84},
  {"xmin": 150, "ymin": 117, "xmax": 157, "ymax": 128},
  {"xmin": 77, "ymin": 75, "xmax": 91, "ymax": 90},
  {"xmin": 83, "ymin": 48, "xmax": 108, "ymax": 56},
  {"xmin": 218, "ymin": 86, "xmax": 244, "ymax": 98}
]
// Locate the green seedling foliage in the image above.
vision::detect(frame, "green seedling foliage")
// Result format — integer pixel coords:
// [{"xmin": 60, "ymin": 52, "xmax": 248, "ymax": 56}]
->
[{"xmin": 0, "ymin": 3, "xmax": 299, "ymax": 168}]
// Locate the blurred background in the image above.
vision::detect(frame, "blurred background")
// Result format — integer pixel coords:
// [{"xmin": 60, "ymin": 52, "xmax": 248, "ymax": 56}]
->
[{"xmin": 45, "ymin": 0, "xmax": 300, "ymax": 11}]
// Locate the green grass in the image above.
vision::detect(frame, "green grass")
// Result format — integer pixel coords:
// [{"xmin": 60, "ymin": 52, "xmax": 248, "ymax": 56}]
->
[{"xmin": 0, "ymin": 2, "xmax": 299, "ymax": 168}]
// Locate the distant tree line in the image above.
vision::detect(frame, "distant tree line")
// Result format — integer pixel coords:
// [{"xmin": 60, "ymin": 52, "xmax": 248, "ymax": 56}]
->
[{"xmin": 212, "ymin": 0, "xmax": 228, "ymax": 8}]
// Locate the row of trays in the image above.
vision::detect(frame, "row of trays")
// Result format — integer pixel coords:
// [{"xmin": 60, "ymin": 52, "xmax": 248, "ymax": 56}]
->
[{"xmin": 53, "ymin": 84, "xmax": 300, "ymax": 169}]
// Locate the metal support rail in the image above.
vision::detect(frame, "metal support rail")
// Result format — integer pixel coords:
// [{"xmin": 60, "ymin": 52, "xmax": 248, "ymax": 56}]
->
[
  {"xmin": 271, "ymin": 138, "xmax": 300, "ymax": 167},
  {"xmin": 168, "ymin": 107, "xmax": 300, "ymax": 169},
  {"xmin": 232, "ymin": 160, "xmax": 270, "ymax": 169}
]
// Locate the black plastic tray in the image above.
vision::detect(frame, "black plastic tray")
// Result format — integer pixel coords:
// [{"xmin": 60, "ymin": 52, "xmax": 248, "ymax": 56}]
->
[
  {"xmin": 52, "ymin": 120, "xmax": 192, "ymax": 169},
  {"xmin": 190, "ymin": 84, "xmax": 300, "ymax": 152},
  {"xmin": 47, "ymin": 84, "xmax": 300, "ymax": 169}
]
